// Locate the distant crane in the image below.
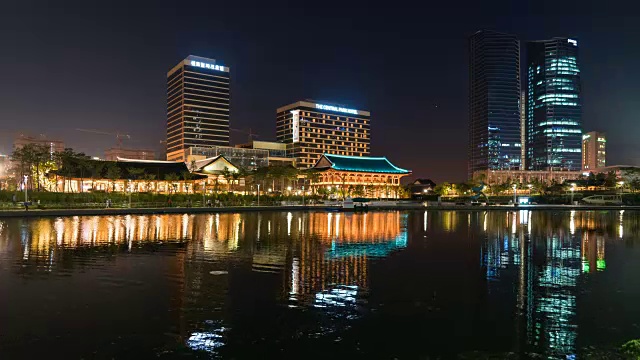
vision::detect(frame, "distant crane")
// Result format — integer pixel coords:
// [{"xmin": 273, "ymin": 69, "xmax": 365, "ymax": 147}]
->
[
  {"xmin": 76, "ymin": 129, "xmax": 131, "ymax": 148},
  {"xmin": 230, "ymin": 128, "xmax": 260, "ymax": 143}
]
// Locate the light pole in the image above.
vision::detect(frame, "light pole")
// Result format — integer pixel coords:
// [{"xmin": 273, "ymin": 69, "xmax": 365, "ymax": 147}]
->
[
  {"xmin": 23, "ymin": 175, "xmax": 28, "ymax": 204},
  {"xmin": 618, "ymin": 181, "xmax": 625, "ymax": 194},
  {"xmin": 302, "ymin": 185, "xmax": 305, "ymax": 206},
  {"xmin": 202, "ymin": 180, "xmax": 206, "ymax": 207},
  {"xmin": 512, "ymin": 184, "xmax": 517, "ymax": 205},
  {"xmin": 257, "ymin": 184, "xmax": 260, "ymax": 206},
  {"xmin": 128, "ymin": 179, "xmax": 132, "ymax": 208},
  {"xmin": 527, "ymin": 184, "xmax": 533, "ymax": 195}
]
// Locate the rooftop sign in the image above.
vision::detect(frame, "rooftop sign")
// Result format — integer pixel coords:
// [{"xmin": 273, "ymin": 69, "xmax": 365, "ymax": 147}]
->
[
  {"xmin": 190, "ymin": 60, "xmax": 226, "ymax": 72},
  {"xmin": 315, "ymin": 103, "xmax": 358, "ymax": 115}
]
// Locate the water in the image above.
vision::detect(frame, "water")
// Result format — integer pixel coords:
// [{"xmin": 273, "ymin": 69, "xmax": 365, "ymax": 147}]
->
[{"xmin": 0, "ymin": 210, "xmax": 639, "ymax": 358}]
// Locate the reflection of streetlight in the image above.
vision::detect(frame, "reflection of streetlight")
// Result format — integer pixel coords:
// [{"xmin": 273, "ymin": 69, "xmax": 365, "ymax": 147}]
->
[{"xmin": 570, "ymin": 183, "xmax": 576, "ymax": 205}]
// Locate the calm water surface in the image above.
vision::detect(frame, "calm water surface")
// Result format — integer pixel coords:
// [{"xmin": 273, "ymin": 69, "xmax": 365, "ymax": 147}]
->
[{"xmin": 1, "ymin": 210, "xmax": 640, "ymax": 358}]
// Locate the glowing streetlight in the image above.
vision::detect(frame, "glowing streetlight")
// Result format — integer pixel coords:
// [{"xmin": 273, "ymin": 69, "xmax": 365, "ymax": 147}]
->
[{"xmin": 512, "ymin": 184, "xmax": 517, "ymax": 205}]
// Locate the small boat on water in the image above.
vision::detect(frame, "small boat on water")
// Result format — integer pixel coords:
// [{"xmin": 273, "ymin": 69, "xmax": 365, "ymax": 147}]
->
[{"xmin": 582, "ymin": 195, "xmax": 623, "ymax": 205}]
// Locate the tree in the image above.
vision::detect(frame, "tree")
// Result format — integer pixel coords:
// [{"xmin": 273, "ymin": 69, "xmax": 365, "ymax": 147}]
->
[
  {"xmin": 181, "ymin": 170, "xmax": 193, "ymax": 193},
  {"xmin": 105, "ymin": 163, "xmax": 122, "ymax": 192},
  {"xmin": 305, "ymin": 168, "xmax": 321, "ymax": 195},
  {"xmin": 143, "ymin": 173, "xmax": 157, "ymax": 193},
  {"xmin": 434, "ymin": 182, "xmax": 451, "ymax": 196},
  {"xmin": 164, "ymin": 173, "xmax": 179, "ymax": 195},
  {"xmin": 220, "ymin": 167, "xmax": 234, "ymax": 192},
  {"xmin": 127, "ymin": 167, "xmax": 145, "ymax": 193},
  {"xmin": 91, "ymin": 161, "xmax": 106, "ymax": 191}
]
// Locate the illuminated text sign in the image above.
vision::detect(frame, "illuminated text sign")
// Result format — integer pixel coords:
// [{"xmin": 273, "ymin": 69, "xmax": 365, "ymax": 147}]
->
[
  {"xmin": 315, "ymin": 104, "xmax": 358, "ymax": 115},
  {"xmin": 190, "ymin": 60, "xmax": 226, "ymax": 72}
]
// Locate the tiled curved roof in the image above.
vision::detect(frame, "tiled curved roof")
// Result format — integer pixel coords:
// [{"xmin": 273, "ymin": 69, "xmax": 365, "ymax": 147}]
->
[{"xmin": 315, "ymin": 154, "xmax": 410, "ymax": 174}]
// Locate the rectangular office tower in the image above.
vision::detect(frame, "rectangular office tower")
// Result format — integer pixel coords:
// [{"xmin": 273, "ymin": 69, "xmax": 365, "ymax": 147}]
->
[
  {"xmin": 582, "ymin": 131, "xmax": 606, "ymax": 171},
  {"xmin": 276, "ymin": 100, "xmax": 370, "ymax": 168},
  {"xmin": 526, "ymin": 38, "xmax": 582, "ymax": 171},
  {"xmin": 468, "ymin": 30, "xmax": 522, "ymax": 179},
  {"xmin": 166, "ymin": 55, "xmax": 230, "ymax": 161}
]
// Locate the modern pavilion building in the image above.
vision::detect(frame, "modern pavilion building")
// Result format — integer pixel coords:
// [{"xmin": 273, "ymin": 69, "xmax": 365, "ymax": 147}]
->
[
  {"xmin": 526, "ymin": 38, "xmax": 582, "ymax": 171},
  {"xmin": 310, "ymin": 154, "xmax": 411, "ymax": 198}
]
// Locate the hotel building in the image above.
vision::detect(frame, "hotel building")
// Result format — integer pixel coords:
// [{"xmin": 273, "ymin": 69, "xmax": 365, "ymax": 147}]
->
[
  {"xmin": 526, "ymin": 38, "xmax": 582, "ymax": 171},
  {"xmin": 582, "ymin": 131, "xmax": 606, "ymax": 171},
  {"xmin": 166, "ymin": 55, "xmax": 230, "ymax": 161},
  {"xmin": 276, "ymin": 100, "xmax": 370, "ymax": 169}
]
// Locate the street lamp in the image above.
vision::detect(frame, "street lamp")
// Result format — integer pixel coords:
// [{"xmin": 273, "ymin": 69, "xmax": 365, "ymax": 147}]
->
[
  {"xmin": 257, "ymin": 183, "xmax": 260, "ymax": 206},
  {"xmin": 512, "ymin": 184, "xmax": 517, "ymax": 205},
  {"xmin": 527, "ymin": 184, "xmax": 533, "ymax": 195},
  {"xmin": 618, "ymin": 181, "xmax": 625, "ymax": 194},
  {"xmin": 23, "ymin": 175, "xmax": 28, "ymax": 204}
]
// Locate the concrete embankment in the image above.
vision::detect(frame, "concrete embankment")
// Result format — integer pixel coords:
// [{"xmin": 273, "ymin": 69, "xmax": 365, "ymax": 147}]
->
[{"xmin": 0, "ymin": 203, "xmax": 636, "ymax": 218}]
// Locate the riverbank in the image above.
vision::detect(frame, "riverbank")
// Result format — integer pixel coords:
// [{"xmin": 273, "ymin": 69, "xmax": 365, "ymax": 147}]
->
[{"xmin": 0, "ymin": 203, "xmax": 637, "ymax": 218}]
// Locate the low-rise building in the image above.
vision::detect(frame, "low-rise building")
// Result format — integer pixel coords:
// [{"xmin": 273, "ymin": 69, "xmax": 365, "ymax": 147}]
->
[
  {"xmin": 105, "ymin": 148, "xmax": 156, "ymax": 161},
  {"xmin": 235, "ymin": 140, "xmax": 295, "ymax": 167},
  {"xmin": 14, "ymin": 135, "xmax": 65, "ymax": 159},
  {"xmin": 310, "ymin": 154, "xmax": 411, "ymax": 198},
  {"xmin": 185, "ymin": 146, "xmax": 268, "ymax": 171},
  {"xmin": 473, "ymin": 169, "xmax": 582, "ymax": 186},
  {"xmin": 409, "ymin": 179, "xmax": 436, "ymax": 199}
]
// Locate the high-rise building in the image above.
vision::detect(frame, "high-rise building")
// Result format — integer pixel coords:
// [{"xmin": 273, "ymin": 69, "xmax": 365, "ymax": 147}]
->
[
  {"xmin": 468, "ymin": 30, "xmax": 522, "ymax": 178},
  {"xmin": 582, "ymin": 131, "xmax": 606, "ymax": 171},
  {"xmin": 526, "ymin": 38, "xmax": 582, "ymax": 171},
  {"xmin": 276, "ymin": 100, "xmax": 370, "ymax": 169},
  {"xmin": 166, "ymin": 55, "xmax": 230, "ymax": 162}
]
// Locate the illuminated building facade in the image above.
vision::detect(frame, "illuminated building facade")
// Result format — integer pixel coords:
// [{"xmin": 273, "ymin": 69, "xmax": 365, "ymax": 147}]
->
[
  {"xmin": 184, "ymin": 146, "xmax": 268, "ymax": 171},
  {"xmin": 166, "ymin": 55, "xmax": 230, "ymax": 161},
  {"xmin": 276, "ymin": 100, "xmax": 370, "ymax": 169},
  {"xmin": 105, "ymin": 148, "xmax": 156, "ymax": 161},
  {"xmin": 473, "ymin": 169, "xmax": 582, "ymax": 186},
  {"xmin": 469, "ymin": 30, "xmax": 522, "ymax": 178},
  {"xmin": 311, "ymin": 154, "xmax": 411, "ymax": 198},
  {"xmin": 526, "ymin": 38, "xmax": 582, "ymax": 171},
  {"xmin": 235, "ymin": 140, "xmax": 295, "ymax": 167},
  {"xmin": 581, "ymin": 131, "xmax": 606, "ymax": 171}
]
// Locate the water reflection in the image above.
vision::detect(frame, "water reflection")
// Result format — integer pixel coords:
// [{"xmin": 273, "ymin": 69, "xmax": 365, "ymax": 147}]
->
[{"xmin": 1, "ymin": 210, "xmax": 640, "ymax": 358}]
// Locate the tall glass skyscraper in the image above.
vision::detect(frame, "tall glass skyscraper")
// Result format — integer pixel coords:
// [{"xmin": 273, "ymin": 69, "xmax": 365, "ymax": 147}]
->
[
  {"xmin": 526, "ymin": 38, "xmax": 582, "ymax": 171},
  {"xmin": 469, "ymin": 30, "xmax": 522, "ymax": 179}
]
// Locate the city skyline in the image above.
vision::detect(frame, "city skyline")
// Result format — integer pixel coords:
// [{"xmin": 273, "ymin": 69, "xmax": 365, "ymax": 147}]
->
[{"xmin": 2, "ymin": 1, "xmax": 638, "ymax": 182}]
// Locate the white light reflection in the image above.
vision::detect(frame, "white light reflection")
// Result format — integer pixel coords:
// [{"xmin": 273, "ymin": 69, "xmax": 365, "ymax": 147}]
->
[
  {"xmin": 570, "ymin": 210, "xmax": 575, "ymax": 235},
  {"xmin": 619, "ymin": 210, "xmax": 624, "ymax": 239},
  {"xmin": 511, "ymin": 211, "xmax": 517, "ymax": 234},
  {"xmin": 256, "ymin": 214, "xmax": 261, "ymax": 241},
  {"xmin": 335, "ymin": 213, "xmax": 341, "ymax": 238},
  {"xmin": 287, "ymin": 212, "xmax": 292, "ymax": 236},
  {"xmin": 483, "ymin": 212, "xmax": 487, "ymax": 232},
  {"xmin": 290, "ymin": 257, "xmax": 299, "ymax": 299},
  {"xmin": 423, "ymin": 211, "xmax": 427, "ymax": 232}
]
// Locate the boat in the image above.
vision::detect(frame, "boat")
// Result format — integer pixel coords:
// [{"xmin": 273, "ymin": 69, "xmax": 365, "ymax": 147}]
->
[
  {"xmin": 581, "ymin": 195, "xmax": 623, "ymax": 205},
  {"xmin": 342, "ymin": 197, "xmax": 355, "ymax": 210}
]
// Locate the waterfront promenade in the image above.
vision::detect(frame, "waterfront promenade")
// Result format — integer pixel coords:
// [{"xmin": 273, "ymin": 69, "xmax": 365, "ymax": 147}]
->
[{"xmin": 0, "ymin": 203, "xmax": 636, "ymax": 218}]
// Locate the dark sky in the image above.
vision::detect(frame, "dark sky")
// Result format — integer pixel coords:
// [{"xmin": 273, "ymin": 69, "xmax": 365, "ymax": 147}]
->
[{"xmin": 1, "ymin": 1, "xmax": 638, "ymax": 182}]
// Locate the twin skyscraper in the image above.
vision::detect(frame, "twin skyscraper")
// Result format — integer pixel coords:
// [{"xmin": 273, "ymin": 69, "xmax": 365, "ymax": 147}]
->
[{"xmin": 468, "ymin": 30, "xmax": 582, "ymax": 179}]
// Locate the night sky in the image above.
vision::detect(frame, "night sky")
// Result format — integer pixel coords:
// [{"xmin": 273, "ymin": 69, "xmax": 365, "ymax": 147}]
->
[{"xmin": 2, "ymin": 1, "xmax": 638, "ymax": 182}]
